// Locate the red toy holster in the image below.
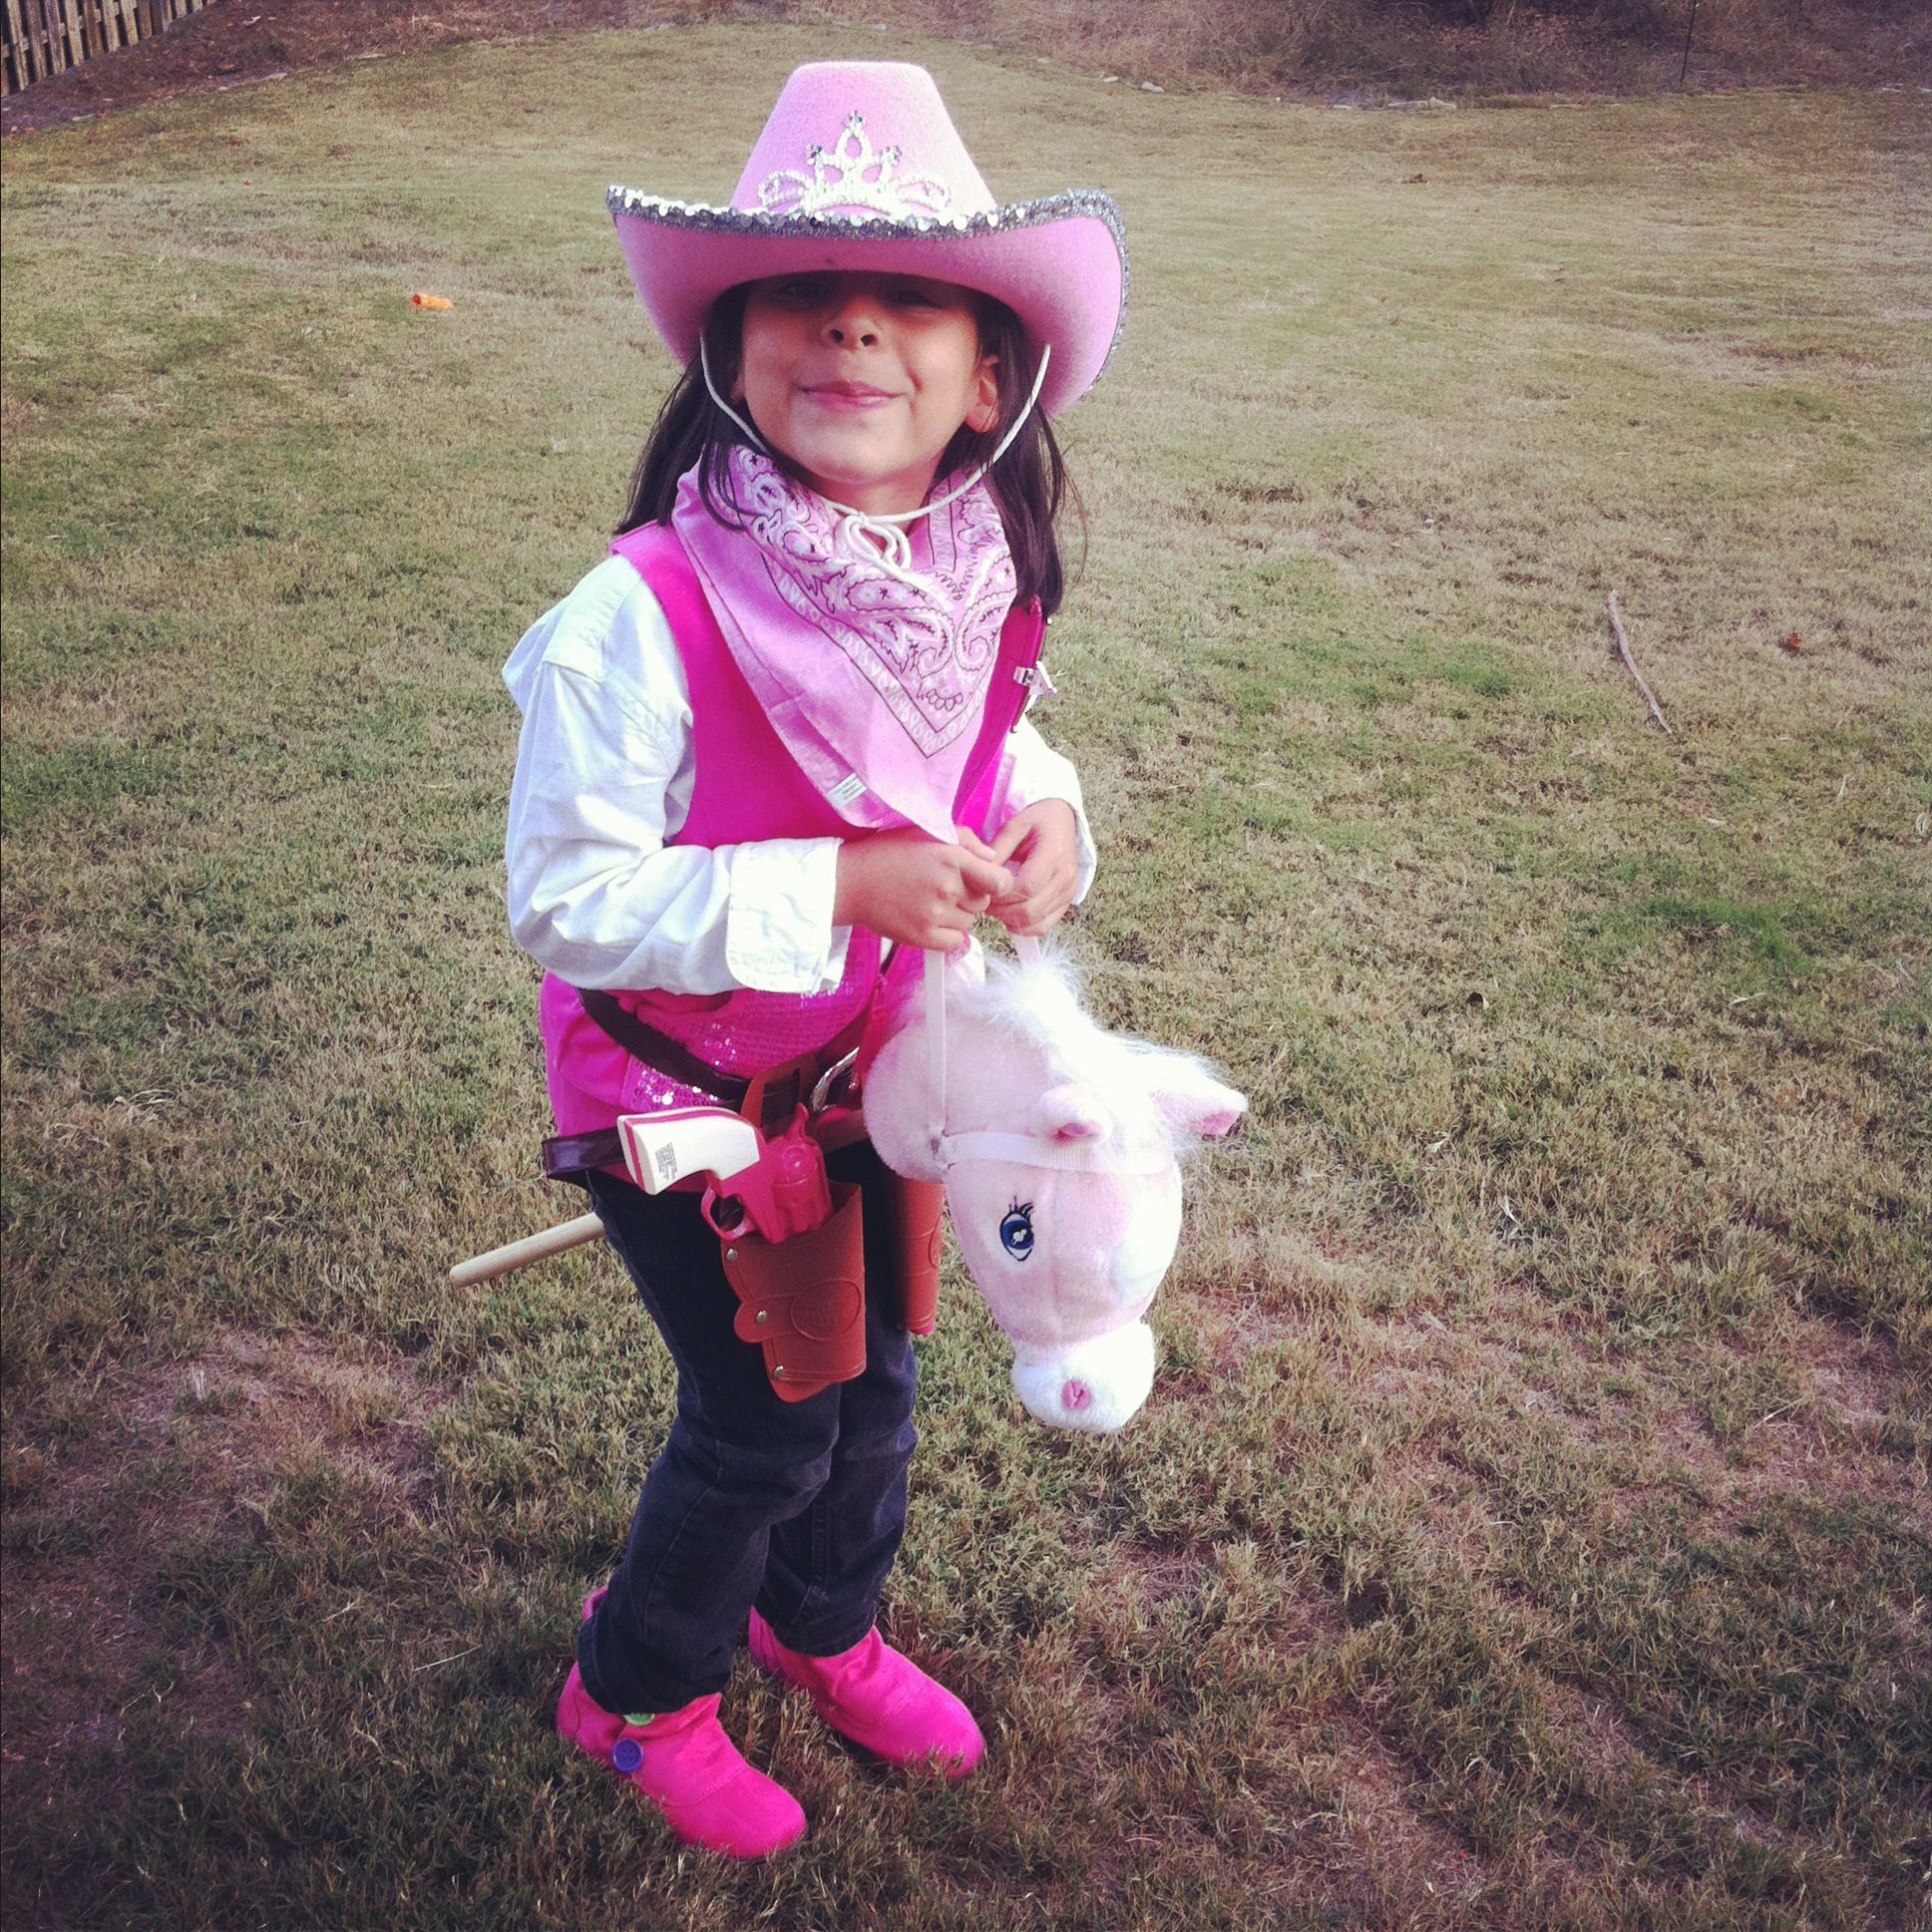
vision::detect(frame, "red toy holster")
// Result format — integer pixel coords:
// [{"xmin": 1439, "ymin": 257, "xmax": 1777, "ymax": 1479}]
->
[
  {"xmin": 720, "ymin": 1181, "xmax": 869, "ymax": 1402},
  {"xmin": 880, "ymin": 1175, "xmax": 946, "ymax": 1339},
  {"xmin": 701, "ymin": 1049, "xmax": 941, "ymax": 1402}
]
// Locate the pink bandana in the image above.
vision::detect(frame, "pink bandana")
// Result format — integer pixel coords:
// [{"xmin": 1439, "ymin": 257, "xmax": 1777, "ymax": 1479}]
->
[{"xmin": 671, "ymin": 449, "xmax": 1016, "ymax": 841}]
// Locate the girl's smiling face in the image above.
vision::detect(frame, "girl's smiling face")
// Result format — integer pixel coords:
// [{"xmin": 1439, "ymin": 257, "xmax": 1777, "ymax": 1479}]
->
[{"xmin": 736, "ymin": 269, "xmax": 1000, "ymax": 516}]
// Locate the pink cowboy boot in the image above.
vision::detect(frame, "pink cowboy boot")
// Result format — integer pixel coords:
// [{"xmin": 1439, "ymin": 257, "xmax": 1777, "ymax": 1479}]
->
[
  {"xmin": 746, "ymin": 1607, "xmax": 985, "ymax": 1778},
  {"xmin": 558, "ymin": 1590, "xmax": 805, "ymax": 1858}
]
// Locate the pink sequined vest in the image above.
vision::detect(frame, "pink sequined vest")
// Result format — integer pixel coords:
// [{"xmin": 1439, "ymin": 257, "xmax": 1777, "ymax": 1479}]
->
[{"xmin": 539, "ymin": 521, "xmax": 1045, "ymax": 1138}]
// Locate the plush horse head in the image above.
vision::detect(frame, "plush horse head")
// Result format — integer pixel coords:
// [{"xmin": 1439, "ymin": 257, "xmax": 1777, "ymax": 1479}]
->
[{"xmin": 862, "ymin": 945, "xmax": 1246, "ymax": 1433}]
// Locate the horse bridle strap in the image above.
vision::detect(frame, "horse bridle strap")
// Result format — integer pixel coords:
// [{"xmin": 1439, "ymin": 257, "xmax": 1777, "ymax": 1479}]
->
[{"xmin": 922, "ymin": 945, "xmax": 1170, "ymax": 1176}]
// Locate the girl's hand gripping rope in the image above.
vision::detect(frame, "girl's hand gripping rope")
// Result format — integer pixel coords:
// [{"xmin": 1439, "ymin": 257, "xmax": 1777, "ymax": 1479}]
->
[
  {"xmin": 980, "ymin": 800, "xmax": 1080, "ymax": 938},
  {"xmin": 833, "ymin": 827, "xmax": 1013, "ymax": 953}
]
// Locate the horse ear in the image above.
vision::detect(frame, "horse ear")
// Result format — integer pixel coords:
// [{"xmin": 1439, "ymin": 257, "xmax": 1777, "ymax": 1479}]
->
[
  {"xmin": 1034, "ymin": 1082, "xmax": 1107, "ymax": 1142},
  {"xmin": 1146, "ymin": 1056, "xmax": 1248, "ymax": 1141}
]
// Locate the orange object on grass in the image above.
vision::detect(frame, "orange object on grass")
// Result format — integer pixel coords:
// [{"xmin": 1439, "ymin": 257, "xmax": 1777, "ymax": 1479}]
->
[{"xmin": 410, "ymin": 292, "xmax": 454, "ymax": 310}]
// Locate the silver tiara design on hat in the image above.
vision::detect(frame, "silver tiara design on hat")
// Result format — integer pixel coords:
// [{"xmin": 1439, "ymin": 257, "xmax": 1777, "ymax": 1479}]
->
[
  {"xmin": 758, "ymin": 113, "xmax": 954, "ymax": 221},
  {"xmin": 607, "ymin": 61, "xmax": 1128, "ymax": 419}
]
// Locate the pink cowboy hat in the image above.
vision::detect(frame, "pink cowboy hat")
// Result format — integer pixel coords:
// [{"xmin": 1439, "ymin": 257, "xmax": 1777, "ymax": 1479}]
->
[{"xmin": 607, "ymin": 61, "xmax": 1127, "ymax": 419}]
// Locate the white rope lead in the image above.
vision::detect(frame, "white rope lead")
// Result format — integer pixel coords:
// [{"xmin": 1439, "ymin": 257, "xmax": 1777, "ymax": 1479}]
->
[{"xmin": 925, "ymin": 945, "xmax": 950, "ymax": 1168}]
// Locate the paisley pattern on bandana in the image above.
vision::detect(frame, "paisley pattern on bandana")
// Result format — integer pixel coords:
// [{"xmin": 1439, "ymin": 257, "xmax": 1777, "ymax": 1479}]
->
[{"xmin": 671, "ymin": 450, "xmax": 1017, "ymax": 839}]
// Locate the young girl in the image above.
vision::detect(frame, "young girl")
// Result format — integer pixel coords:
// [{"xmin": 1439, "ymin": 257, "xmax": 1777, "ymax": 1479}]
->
[{"xmin": 502, "ymin": 61, "xmax": 1125, "ymax": 1857}]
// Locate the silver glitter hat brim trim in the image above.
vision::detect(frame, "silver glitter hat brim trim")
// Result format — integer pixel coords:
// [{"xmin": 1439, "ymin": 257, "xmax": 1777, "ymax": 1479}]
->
[{"xmin": 605, "ymin": 185, "xmax": 1130, "ymax": 395}]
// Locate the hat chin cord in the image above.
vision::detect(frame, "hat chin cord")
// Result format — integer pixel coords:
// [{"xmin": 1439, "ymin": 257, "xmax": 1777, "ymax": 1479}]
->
[{"xmin": 699, "ymin": 337, "xmax": 1052, "ymax": 580}]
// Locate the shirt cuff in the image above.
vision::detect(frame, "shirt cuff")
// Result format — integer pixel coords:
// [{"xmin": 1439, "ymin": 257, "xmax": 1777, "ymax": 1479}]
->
[{"xmin": 724, "ymin": 838, "xmax": 850, "ymax": 993}]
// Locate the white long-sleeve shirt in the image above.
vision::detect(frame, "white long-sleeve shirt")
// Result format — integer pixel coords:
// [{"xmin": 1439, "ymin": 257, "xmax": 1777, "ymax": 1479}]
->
[{"xmin": 504, "ymin": 554, "xmax": 1096, "ymax": 994}]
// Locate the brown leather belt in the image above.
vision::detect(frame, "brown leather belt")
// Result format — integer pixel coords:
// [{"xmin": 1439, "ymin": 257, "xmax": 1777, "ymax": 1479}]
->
[
  {"xmin": 539, "ymin": 989, "xmax": 942, "ymax": 1393},
  {"xmin": 541, "ymin": 1125, "xmax": 628, "ymax": 1180},
  {"xmin": 578, "ymin": 989, "xmax": 754, "ymax": 1107},
  {"xmin": 542, "ymin": 992, "xmax": 869, "ymax": 1183}
]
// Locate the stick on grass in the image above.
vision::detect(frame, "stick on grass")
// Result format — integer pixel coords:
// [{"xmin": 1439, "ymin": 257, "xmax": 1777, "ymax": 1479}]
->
[{"xmin": 1606, "ymin": 591, "xmax": 1674, "ymax": 733}]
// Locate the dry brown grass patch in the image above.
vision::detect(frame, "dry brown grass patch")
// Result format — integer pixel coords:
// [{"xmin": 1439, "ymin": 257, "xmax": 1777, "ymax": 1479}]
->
[
  {"xmin": 1, "ymin": 1327, "xmax": 449, "ymax": 1815},
  {"xmin": 1307, "ymin": 1718, "xmax": 1493, "ymax": 1919}
]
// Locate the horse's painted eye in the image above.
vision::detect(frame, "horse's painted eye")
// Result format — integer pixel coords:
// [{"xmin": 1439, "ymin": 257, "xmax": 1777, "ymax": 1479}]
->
[{"xmin": 999, "ymin": 1202, "xmax": 1034, "ymax": 1260}]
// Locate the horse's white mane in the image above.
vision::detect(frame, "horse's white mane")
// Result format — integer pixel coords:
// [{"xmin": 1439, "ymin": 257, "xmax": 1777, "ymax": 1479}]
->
[
  {"xmin": 944, "ymin": 950, "xmax": 1211, "ymax": 1156},
  {"xmin": 949, "ymin": 949, "xmax": 1102, "ymax": 1060}
]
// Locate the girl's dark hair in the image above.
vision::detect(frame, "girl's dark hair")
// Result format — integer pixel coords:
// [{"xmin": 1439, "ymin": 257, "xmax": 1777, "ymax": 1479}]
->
[{"xmin": 616, "ymin": 285, "xmax": 1076, "ymax": 615}]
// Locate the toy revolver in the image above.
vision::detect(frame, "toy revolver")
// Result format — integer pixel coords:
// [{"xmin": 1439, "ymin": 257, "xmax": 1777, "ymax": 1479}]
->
[
  {"xmin": 616, "ymin": 1097, "xmax": 863, "ymax": 1400},
  {"xmin": 451, "ymin": 1059, "xmax": 944, "ymax": 1401}
]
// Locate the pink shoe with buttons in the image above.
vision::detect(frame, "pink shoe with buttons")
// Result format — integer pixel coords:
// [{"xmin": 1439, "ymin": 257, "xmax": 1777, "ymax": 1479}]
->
[
  {"xmin": 558, "ymin": 1590, "xmax": 805, "ymax": 1858},
  {"xmin": 746, "ymin": 1608, "xmax": 985, "ymax": 1778}
]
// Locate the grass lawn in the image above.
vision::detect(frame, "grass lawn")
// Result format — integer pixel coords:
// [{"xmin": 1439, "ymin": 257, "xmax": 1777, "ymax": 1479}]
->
[{"xmin": 2, "ymin": 24, "xmax": 1927, "ymax": 1930}]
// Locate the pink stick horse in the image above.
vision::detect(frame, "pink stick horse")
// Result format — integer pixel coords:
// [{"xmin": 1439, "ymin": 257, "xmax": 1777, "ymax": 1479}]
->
[{"xmin": 864, "ymin": 945, "xmax": 1247, "ymax": 1432}]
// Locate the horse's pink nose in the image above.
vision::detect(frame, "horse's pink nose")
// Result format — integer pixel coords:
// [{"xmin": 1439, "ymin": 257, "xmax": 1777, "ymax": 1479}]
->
[{"xmin": 1061, "ymin": 1378, "xmax": 1091, "ymax": 1412}]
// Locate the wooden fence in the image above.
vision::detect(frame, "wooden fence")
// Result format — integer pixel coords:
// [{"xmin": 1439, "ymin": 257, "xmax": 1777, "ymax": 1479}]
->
[{"xmin": 4, "ymin": 0, "xmax": 217, "ymax": 96}]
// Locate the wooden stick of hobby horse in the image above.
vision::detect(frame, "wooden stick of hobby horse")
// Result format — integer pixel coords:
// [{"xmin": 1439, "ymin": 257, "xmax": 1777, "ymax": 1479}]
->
[{"xmin": 449, "ymin": 1213, "xmax": 604, "ymax": 1289}]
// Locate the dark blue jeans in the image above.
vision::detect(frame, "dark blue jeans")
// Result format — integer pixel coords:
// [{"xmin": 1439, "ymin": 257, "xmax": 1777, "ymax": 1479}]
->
[{"xmin": 576, "ymin": 1140, "xmax": 920, "ymax": 1718}]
